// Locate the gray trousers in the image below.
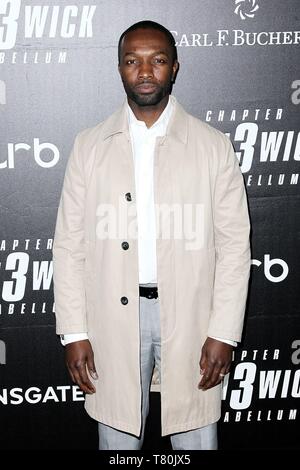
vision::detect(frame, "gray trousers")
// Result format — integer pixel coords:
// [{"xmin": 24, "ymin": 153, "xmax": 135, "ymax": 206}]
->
[{"xmin": 98, "ymin": 295, "xmax": 218, "ymax": 450}]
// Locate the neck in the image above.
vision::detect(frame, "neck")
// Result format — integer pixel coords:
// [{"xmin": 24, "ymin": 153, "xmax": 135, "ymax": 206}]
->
[{"xmin": 128, "ymin": 95, "xmax": 170, "ymax": 128}]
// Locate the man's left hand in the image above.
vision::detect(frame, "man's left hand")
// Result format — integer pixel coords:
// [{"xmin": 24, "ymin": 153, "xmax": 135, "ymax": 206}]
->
[{"xmin": 198, "ymin": 337, "xmax": 233, "ymax": 390}]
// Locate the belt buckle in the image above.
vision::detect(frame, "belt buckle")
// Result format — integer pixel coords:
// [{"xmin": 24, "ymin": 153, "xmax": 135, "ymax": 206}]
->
[
  {"xmin": 140, "ymin": 286, "xmax": 158, "ymax": 299},
  {"xmin": 149, "ymin": 287, "xmax": 158, "ymax": 299},
  {"xmin": 148, "ymin": 287, "xmax": 158, "ymax": 299}
]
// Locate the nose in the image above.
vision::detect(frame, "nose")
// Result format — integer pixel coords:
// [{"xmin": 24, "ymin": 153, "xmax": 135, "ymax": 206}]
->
[{"xmin": 138, "ymin": 61, "xmax": 153, "ymax": 80}]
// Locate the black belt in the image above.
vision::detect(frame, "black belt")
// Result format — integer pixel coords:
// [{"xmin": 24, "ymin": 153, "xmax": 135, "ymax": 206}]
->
[{"xmin": 139, "ymin": 286, "xmax": 158, "ymax": 299}]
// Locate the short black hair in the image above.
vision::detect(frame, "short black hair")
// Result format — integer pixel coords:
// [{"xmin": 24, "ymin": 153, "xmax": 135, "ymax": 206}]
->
[{"xmin": 118, "ymin": 20, "xmax": 178, "ymax": 64}]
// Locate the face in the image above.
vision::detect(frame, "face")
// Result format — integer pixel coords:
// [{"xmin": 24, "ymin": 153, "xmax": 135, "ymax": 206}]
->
[{"xmin": 118, "ymin": 28, "xmax": 179, "ymax": 107}]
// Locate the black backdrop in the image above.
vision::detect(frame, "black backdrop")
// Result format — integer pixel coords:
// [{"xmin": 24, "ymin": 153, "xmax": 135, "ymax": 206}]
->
[{"xmin": 0, "ymin": 0, "xmax": 299, "ymax": 450}]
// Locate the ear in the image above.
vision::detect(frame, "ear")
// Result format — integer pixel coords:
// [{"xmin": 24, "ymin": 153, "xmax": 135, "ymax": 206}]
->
[{"xmin": 172, "ymin": 61, "xmax": 179, "ymax": 82}]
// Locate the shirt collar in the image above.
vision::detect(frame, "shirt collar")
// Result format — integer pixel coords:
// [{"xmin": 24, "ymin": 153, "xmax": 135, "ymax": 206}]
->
[
  {"xmin": 101, "ymin": 95, "xmax": 188, "ymax": 144},
  {"xmin": 127, "ymin": 95, "xmax": 174, "ymax": 130}
]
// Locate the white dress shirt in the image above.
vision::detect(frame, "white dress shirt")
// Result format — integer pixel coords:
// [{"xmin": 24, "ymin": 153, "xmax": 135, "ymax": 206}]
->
[
  {"xmin": 128, "ymin": 94, "xmax": 174, "ymax": 283},
  {"xmin": 61, "ymin": 96, "xmax": 236, "ymax": 347}
]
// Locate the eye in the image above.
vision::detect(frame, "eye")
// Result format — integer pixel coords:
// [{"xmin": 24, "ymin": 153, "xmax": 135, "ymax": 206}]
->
[
  {"xmin": 126, "ymin": 59, "xmax": 138, "ymax": 65},
  {"xmin": 153, "ymin": 58, "xmax": 167, "ymax": 64}
]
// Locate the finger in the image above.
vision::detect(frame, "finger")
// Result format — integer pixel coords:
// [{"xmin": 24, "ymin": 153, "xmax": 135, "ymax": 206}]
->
[
  {"xmin": 71, "ymin": 364, "xmax": 96, "ymax": 394},
  {"xmin": 87, "ymin": 357, "xmax": 98, "ymax": 380},
  {"xmin": 207, "ymin": 366, "xmax": 224, "ymax": 389},
  {"xmin": 199, "ymin": 355, "xmax": 206, "ymax": 375},
  {"xmin": 199, "ymin": 360, "xmax": 225, "ymax": 390},
  {"xmin": 198, "ymin": 364, "xmax": 213, "ymax": 389},
  {"xmin": 198, "ymin": 352, "xmax": 207, "ymax": 384},
  {"xmin": 203, "ymin": 367, "xmax": 228, "ymax": 390},
  {"xmin": 77, "ymin": 364, "xmax": 96, "ymax": 393},
  {"xmin": 75, "ymin": 372, "xmax": 95, "ymax": 394},
  {"xmin": 219, "ymin": 369, "xmax": 228, "ymax": 380},
  {"xmin": 199, "ymin": 371, "xmax": 216, "ymax": 390}
]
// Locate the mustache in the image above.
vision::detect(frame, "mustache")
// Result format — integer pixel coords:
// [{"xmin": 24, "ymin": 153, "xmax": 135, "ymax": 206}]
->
[{"xmin": 135, "ymin": 81, "xmax": 158, "ymax": 87}]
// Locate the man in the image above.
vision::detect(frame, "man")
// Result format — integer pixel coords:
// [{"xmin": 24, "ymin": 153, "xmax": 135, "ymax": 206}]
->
[{"xmin": 53, "ymin": 20, "xmax": 251, "ymax": 450}]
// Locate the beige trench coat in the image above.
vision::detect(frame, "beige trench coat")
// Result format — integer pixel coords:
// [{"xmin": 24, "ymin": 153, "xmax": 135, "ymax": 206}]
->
[{"xmin": 53, "ymin": 96, "xmax": 250, "ymax": 436}]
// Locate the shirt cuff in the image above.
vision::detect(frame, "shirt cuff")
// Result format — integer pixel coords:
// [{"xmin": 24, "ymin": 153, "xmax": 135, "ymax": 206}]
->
[
  {"xmin": 210, "ymin": 336, "xmax": 237, "ymax": 347},
  {"xmin": 60, "ymin": 333, "xmax": 89, "ymax": 346}
]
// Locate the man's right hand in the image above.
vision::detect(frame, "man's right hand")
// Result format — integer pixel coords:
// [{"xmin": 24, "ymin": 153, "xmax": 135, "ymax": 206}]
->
[{"xmin": 65, "ymin": 340, "xmax": 98, "ymax": 394}]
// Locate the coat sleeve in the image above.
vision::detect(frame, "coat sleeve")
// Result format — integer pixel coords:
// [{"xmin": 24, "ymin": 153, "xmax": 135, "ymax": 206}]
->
[
  {"xmin": 207, "ymin": 136, "xmax": 251, "ymax": 342},
  {"xmin": 52, "ymin": 133, "xmax": 87, "ymax": 334}
]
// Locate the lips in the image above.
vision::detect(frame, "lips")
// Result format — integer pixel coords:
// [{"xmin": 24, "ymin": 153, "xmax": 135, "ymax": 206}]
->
[{"xmin": 135, "ymin": 83, "xmax": 157, "ymax": 93}]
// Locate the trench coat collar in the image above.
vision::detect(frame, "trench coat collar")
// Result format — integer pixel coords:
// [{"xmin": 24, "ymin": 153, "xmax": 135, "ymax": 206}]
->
[{"xmin": 102, "ymin": 95, "xmax": 188, "ymax": 144}]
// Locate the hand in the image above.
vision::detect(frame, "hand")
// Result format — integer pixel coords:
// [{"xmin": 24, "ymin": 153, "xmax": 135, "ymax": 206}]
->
[
  {"xmin": 65, "ymin": 340, "xmax": 98, "ymax": 394},
  {"xmin": 198, "ymin": 337, "xmax": 233, "ymax": 391}
]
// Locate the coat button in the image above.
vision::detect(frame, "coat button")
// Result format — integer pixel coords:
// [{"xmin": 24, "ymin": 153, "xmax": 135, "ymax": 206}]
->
[
  {"xmin": 120, "ymin": 296, "xmax": 128, "ymax": 305},
  {"xmin": 125, "ymin": 192, "xmax": 132, "ymax": 201},
  {"xmin": 121, "ymin": 241, "xmax": 129, "ymax": 250}
]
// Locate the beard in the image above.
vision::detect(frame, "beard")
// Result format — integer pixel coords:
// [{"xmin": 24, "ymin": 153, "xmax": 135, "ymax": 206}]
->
[{"xmin": 123, "ymin": 81, "xmax": 172, "ymax": 107}]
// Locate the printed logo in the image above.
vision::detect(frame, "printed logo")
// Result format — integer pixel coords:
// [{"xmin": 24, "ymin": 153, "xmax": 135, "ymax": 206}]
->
[
  {"xmin": 0, "ymin": 139, "xmax": 60, "ymax": 169},
  {"xmin": 0, "ymin": 79, "xmax": 5, "ymax": 104},
  {"xmin": 234, "ymin": 0, "xmax": 259, "ymax": 20},
  {"xmin": 0, "ymin": 385, "xmax": 85, "ymax": 404},
  {"xmin": 222, "ymin": 340, "xmax": 300, "ymax": 423},
  {"xmin": 252, "ymin": 255, "xmax": 289, "ymax": 283},
  {"xmin": 0, "ymin": 239, "xmax": 54, "ymax": 317},
  {"xmin": 1, "ymin": 250, "xmax": 53, "ymax": 303},
  {"xmin": 0, "ymin": 2, "xmax": 97, "ymax": 49},
  {"xmin": 0, "ymin": 1, "xmax": 97, "ymax": 64}
]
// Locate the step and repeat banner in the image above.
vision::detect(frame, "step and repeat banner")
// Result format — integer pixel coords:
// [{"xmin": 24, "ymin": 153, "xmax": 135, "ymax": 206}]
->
[{"xmin": 0, "ymin": 0, "xmax": 299, "ymax": 450}]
